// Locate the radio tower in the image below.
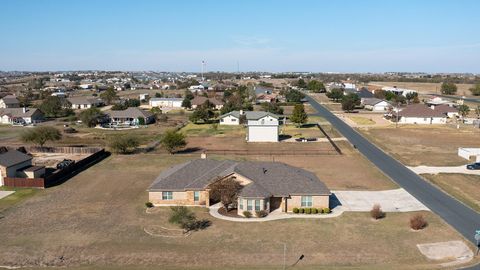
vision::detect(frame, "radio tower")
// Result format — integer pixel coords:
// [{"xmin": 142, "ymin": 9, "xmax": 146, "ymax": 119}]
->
[{"xmin": 201, "ymin": 60, "xmax": 206, "ymax": 81}]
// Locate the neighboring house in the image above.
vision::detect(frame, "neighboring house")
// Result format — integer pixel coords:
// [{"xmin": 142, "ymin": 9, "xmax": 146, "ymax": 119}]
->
[
  {"xmin": 68, "ymin": 96, "xmax": 104, "ymax": 110},
  {"xmin": 139, "ymin": 93, "xmax": 149, "ymax": 101},
  {"xmin": 0, "ymin": 108, "xmax": 44, "ymax": 125},
  {"xmin": 256, "ymin": 93, "xmax": 278, "ymax": 103},
  {"xmin": 188, "ymin": 85, "xmax": 205, "ymax": 92},
  {"xmin": 107, "ymin": 107, "xmax": 155, "ymax": 126},
  {"xmin": 148, "ymin": 158, "xmax": 331, "ymax": 216},
  {"xmin": 219, "ymin": 110, "xmax": 280, "ymax": 142},
  {"xmin": 429, "ymin": 104, "xmax": 459, "ymax": 118},
  {"xmin": 381, "ymin": 86, "xmax": 417, "ymax": 97},
  {"xmin": 149, "ymin": 98, "xmax": 183, "ymax": 109},
  {"xmin": 393, "ymin": 104, "xmax": 447, "ymax": 124},
  {"xmin": 362, "ymin": 98, "xmax": 391, "ymax": 112},
  {"xmin": 191, "ymin": 96, "xmax": 224, "ymax": 110},
  {"xmin": 0, "ymin": 95, "xmax": 20, "ymax": 108},
  {"xmin": 0, "ymin": 149, "xmax": 44, "ymax": 186}
]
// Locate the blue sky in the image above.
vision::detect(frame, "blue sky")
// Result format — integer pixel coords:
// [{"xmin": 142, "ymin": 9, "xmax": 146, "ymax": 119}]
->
[{"xmin": 1, "ymin": 0, "xmax": 480, "ymax": 72}]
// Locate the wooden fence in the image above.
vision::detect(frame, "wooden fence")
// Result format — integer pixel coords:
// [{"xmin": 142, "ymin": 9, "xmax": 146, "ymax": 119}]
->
[
  {"xmin": 176, "ymin": 149, "xmax": 339, "ymax": 156},
  {"xmin": 26, "ymin": 146, "xmax": 103, "ymax": 155},
  {"xmin": 4, "ymin": 177, "xmax": 45, "ymax": 188}
]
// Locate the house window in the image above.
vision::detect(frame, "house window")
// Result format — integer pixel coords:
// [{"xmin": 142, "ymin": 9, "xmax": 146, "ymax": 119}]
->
[
  {"xmin": 239, "ymin": 198, "xmax": 243, "ymax": 210},
  {"xmin": 255, "ymin": 200, "xmax": 261, "ymax": 211},
  {"xmin": 232, "ymin": 118, "xmax": 237, "ymax": 122},
  {"xmin": 194, "ymin": 191, "xmax": 200, "ymax": 202},
  {"xmin": 162, "ymin": 191, "xmax": 173, "ymax": 200},
  {"xmin": 247, "ymin": 200, "xmax": 253, "ymax": 210},
  {"xmin": 220, "ymin": 119, "xmax": 224, "ymax": 122},
  {"xmin": 261, "ymin": 119, "xmax": 265, "ymax": 125},
  {"xmin": 301, "ymin": 196, "xmax": 312, "ymax": 207}
]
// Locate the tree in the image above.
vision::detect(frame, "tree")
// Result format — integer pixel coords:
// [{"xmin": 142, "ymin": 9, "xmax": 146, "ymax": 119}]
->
[
  {"xmin": 373, "ymin": 90, "xmax": 386, "ymax": 100},
  {"xmin": 441, "ymin": 82, "xmax": 457, "ymax": 95},
  {"xmin": 208, "ymin": 177, "xmax": 243, "ymax": 212},
  {"xmin": 326, "ymin": 88, "xmax": 344, "ymax": 102},
  {"xmin": 290, "ymin": 103, "xmax": 308, "ymax": 126},
  {"xmin": 79, "ymin": 107, "xmax": 105, "ymax": 127},
  {"xmin": 297, "ymin": 78, "xmax": 307, "ymax": 89},
  {"xmin": 189, "ymin": 106, "xmax": 213, "ymax": 123},
  {"xmin": 405, "ymin": 92, "xmax": 418, "ymax": 104},
  {"xmin": 21, "ymin": 126, "xmax": 61, "ymax": 147},
  {"xmin": 341, "ymin": 93, "xmax": 360, "ymax": 112},
  {"xmin": 182, "ymin": 97, "xmax": 192, "ymax": 109},
  {"xmin": 470, "ymin": 84, "xmax": 480, "ymax": 96},
  {"xmin": 285, "ymin": 89, "xmax": 305, "ymax": 103},
  {"xmin": 260, "ymin": 102, "xmax": 284, "ymax": 115},
  {"xmin": 108, "ymin": 135, "xmax": 140, "ymax": 154},
  {"xmin": 307, "ymin": 80, "xmax": 326, "ymax": 93},
  {"xmin": 160, "ymin": 130, "xmax": 187, "ymax": 154},
  {"xmin": 39, "ymin": 96, "xmax": 67, "ymax": 117},
  {"xmin": 384, "ymin": 91, "xmax": 396, "ymax": 101},
  {"xmin": 475, "ymin": 105, "xmax": 480, "ymax": 118},
  {"xmin": 100, "ymin": 87, "xmax": 118, "ymax": 105},
  {"xmin": 458, "ymin": 104, "xmax": 470, "ymax": 118}
]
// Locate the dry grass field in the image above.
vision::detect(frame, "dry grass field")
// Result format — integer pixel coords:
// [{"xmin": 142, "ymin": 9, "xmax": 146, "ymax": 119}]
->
[
  {"xmin": 360, "ymin": 125, "xmax": 480, "ymax": 166},
  {"xmin": 369, "ymin": 81, "xmax": 475, "ymax": 97},
  {"xmin": 0, "ymin": 153, "xmax": 477, "ymax": 270}
]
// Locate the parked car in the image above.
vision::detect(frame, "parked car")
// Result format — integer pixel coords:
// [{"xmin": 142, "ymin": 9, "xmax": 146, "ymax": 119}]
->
[
  {"xmin": 56, "ymin": 159, "xmax": 75, "ymax": 170},
  {"xmin": 466, "ymin": 162, "xmax": 480, "ymax": 170}
]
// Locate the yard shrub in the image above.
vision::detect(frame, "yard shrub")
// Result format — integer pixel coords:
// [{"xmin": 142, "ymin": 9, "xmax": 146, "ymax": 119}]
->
[
  {"xmin": 323, "ymin": 207, "xmax": 330, "ymax": 214},
  {"xmin": 312, "ymin": 208, "xmax": 318, "ymax": 214},
  {"xmin": 293, "ymin": 207, "xmax": 299, "ymax": 214},
  {"xmin": 182, "ymin": 219, "xmax": 211, "ymax": 232},
  {"xmin": 145, "ymin": 202, "xmax": 153, "ymax": 208},
  {"xmin": 410, "ymin": 214, "xmax": 428, "ymax": 230},
  {"xmin": 169, "ymin": 206, "xmax": 211, "ymax": 233},
  {"xmin": 255, "ymin": 210, "xmax": 268, "ymax": 218},
  {"xmin": 243, "ymin": 211, "xmax": 252, "ymax": 218},
  {"xmin": 370, "ymin": 204, "xmax": 385, "ymax": 220},
  {"xmin": 299, "ymin": 208, "xmax": 305, "ymax": 214},
  {"xmin": 317, "ymin": 208, "xmax": 323, "ymax": 214},
  {"xmin": 305, "ymin": 208, "xmax": 312, "ymax": 214}
]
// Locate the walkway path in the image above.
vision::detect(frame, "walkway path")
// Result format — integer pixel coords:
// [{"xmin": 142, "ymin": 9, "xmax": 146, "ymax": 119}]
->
[
  {"xmin": 0, "ymin": 191, "xmax": 14, "ymax": 200},
  {"xmin": 408, "ymin": 165, "xmax": 480, "ymax": 176}
]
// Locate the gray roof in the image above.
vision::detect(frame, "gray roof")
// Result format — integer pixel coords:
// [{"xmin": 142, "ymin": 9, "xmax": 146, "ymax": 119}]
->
[
  {"xmin": 362, "ymin": 98, "xmax": 387, "ymax": 106},
  {"xmin": 150, "ymin": 98, "xmax": 183, "ymax": 102},
  {"xmin": 0, "ymin": 108, "xmax": 43, "ymax": 118},
  {"xmin": 67, "ymin": 96, "xmax": 103, "ymax": 105},
  {"xmin": 1, "ymin": 95, "xmax": 20, "ymax": 105},
  {"xmin": 219, "ymin": 110, "xmax": 279, "ymax": 120},
  {"xmin": 107, "ymin": 107, "xmax": 154, "ymax": 119},
  {"xmin": 0, "ymin": 150, "xmax": 32, "ymax": 167},
  {"xmin": 149, "ymin": 159, "xmax": 331, "ymax": 198}
]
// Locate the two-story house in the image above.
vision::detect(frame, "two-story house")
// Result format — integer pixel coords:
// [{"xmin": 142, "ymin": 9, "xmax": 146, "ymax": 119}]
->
[{"xmin": 219, "ymin": 110, "xmax": 280, "ymax": 142}]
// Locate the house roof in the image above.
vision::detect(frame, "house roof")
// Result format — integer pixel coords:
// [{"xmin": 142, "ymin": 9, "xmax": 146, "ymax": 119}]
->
[
  {"xmin": 362, "ymin": 98, "xmax": 388, "ymax": 106},
  {"xmin": 150, "ymin": 98, "xmax": 183, "ymax": 102},
  {"xmin": 433, "ymin": 104, "xmax": 458, "ymax": 113},
  {"xmin": 191, "ymin": 96, "xmax": 224, "ymax": 106},
  {"xmin": 0, "ymin": 150, "xmax": 32, "ymax": 168},
  {"xmin": 219, "ymin": 110, "xmax": 279, "ymax": 120},
  {"xmin": 1, "ymin": 95, "xmax": 20, "ymax": 105},
  {"xmin": 67, "ymin": 96, "xmax": 103, "ymax": 105},
  {"xmin": 397, "ymin": 104, "xmax": 446, "ymax": 118},
  {"xmin": 149, "ymin": 159, "xmax": 331, "ymax": 197},
  {"xmin": 357, "ymin": 88, "xmax": 374, "ymax": 98},
  {"xmin": 0, "ymin": 108, "xmax": 43, "ymax": 118},
  {"xmin": 107, "ymin": 107, "xmax": 154, "ymax": 119}
]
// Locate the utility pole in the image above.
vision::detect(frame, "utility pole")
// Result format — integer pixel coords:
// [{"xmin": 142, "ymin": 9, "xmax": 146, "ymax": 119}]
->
[
  {"xmin": 283, "ymin": 243, "xmax": 287, "ymax": 270},
  {"xmin": 395, "ymin": 102, "xmax": 400, "ymax": 128}
]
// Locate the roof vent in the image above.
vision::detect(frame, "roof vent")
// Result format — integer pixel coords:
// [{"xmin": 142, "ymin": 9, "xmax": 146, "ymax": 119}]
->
[
  {"xmin": 200, "ymin": 151, "xmax": 207, "ymax": 159},
  {"xmin": 262, "ymin": 168, "xmax": 267, "ymax": 174}
]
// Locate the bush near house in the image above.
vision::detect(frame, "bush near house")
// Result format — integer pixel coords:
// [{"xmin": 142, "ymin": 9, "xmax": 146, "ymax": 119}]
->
[
  {"xmin": 293, "ymin": 207, "xmax": 299, "ymax": 213},
  {"xmin": 299, "ymin": 208, "xmax": 305, "ymax": 214},
  {"xmin": 255, "ymin": 210, "xmax": 268, "ymax": 218},
  {"xmin": 410, "ymin": 214, "xmax": 428, "ymax": 230},
  {"xmin": 243, "ymin": 211, "xmax": 252, "ymax": 218},
  {"xmin": 169, "ymin": 206, "xmax": 211, "ymax": 233},
  {"xmin": 323, "ymin": 207, "xmax": 330, "ymax": 214},
  {"xmin": 312, "ymin": 208, "xmax": 318, "ymax": 214},
  {"xmin": 370, "ymin": 204, "xmax": 386, "ymax": 220},
  {"xmin": 145, "ymin": 202, "xmax": 153, "ymax": 208},
  {"xmin": 305, "ymin": 208, "xmax": 312, "ymax": 214}
]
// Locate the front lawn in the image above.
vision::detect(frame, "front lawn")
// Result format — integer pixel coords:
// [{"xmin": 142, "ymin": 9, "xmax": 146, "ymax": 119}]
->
[
  {"xmin": 181, "ymin": 122, "xmax": 245, "ymax": 137},
  {"xmin": 349, "ymin": 116, "xmax": 376, "ymax": 125}
]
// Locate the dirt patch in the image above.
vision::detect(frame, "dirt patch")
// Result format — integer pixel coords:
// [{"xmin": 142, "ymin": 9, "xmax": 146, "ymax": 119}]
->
[{"xmin": 417, "ymin": 241, "xmax": 473, "ymax": 266}]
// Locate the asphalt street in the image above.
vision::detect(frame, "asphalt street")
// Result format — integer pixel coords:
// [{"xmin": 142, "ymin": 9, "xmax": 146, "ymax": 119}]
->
[{"xmin": 306, "ymin": 95, "xmax": 480, "ymax": 246}]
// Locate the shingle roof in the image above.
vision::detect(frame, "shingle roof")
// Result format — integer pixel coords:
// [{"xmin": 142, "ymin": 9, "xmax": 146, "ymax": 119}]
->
[
  {"xmin": 0, "ymin": 108, "xmax": 43, "ymax": 118},
  {"xmin": 191, "ymin": 96, "xmax": 224, "ymax": 106},
  {"xmin": 0, "ymin": 150, "xmax": 32, "ymax": 168},
  {"xmin": 67, "ymin": 96, "xmax": 103, "ymax": 105},
  {"xmin": 1, "ymin": 95, "xmax": 20, "ymax": 105},
  {"xmin": 149, "ymin": 159, "xmax": 331, "ymax": 197},
  {"xmin": 150, "ymin": 98, "xmax": 183, "ymax": 102},
  {"xmin": 433, "ymin": 104, "xmax": 458, "ymax": 113},
  {"xmin": 219, "ymin": 110, "xmax": 279, "ymax": 120},
  {"xmin": 107, "ymin": 107, "xmax": 154, "ymax": 119},
  {"xmin": 362, "ymin": 98, "xmax": 387, "ymax": 106},
  {"xmin": 397, "ymin": 104, "xmax": 446, "ymax": 118}
]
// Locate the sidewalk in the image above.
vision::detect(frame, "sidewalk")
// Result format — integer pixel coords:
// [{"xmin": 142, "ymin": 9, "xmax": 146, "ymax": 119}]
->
[{"xmin": 408, "ymin": 165, "xmax": 480, "ymax": 176}]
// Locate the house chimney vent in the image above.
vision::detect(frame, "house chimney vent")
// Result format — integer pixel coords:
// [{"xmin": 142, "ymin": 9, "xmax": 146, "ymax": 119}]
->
[
  {"xmin": 200, "ymin": 151, "xmax": 207, "ymax": 159},
  {"xmin": 262, "ymin": 168, "xmax": 267, "ymax": 174}
]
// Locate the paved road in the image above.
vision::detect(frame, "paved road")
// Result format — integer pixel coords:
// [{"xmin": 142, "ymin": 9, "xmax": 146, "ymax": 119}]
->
[
  {"xmin": 306, "ymin": 95, "xmax": 480, "ymax": 245},
  {"xmin": 428, "ymin": 94, "xmax": 480, "ymax": 104}
]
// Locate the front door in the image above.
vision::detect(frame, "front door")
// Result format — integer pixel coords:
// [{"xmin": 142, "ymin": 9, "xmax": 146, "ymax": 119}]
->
[{"xmin": 270, "ymin": 197, "xmax": 282, "ymax": 211}]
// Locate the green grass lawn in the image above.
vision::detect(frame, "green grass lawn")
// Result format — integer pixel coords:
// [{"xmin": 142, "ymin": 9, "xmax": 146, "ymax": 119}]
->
[
  {"xmin": 281, "ymin": 123, "xmax": 324, "ymax": 138},
  {"xmin": 181, "ymin": 122, "xmax": 245, "ymax": 137},
  {"xmin": 0, "ymin": 187, "xmax": 40, "ymax": 212},
  {"xmin": 349, "ymin": 116, "xmax": 376, "ymax": 125}
]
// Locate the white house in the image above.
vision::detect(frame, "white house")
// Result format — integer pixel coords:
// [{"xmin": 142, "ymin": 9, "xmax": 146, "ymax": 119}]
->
[
  {"xmin": 0, "ymin": 108, "xmax": 44, "ymax": 125},
  {"xmin": 139, "ymin": 93, "xmax": 149, "ymax": 101},
  {"xmin": 67, "ymin": 96, "xmax": 104, "ymax": 110},
  {"xmin": 393, "ymin": 104, "xmax": 447, "ymax": 124},
  {"xmin": 218, "ymin": 111, "xmax": 280, "ymax": 142},
  {"xmin": 362, "ymin": 98, "xmax": 391, "ymax": 112},
  {"xmin": 149, "ymin": 98, "xmax": 183, "ymax": 108},
  {"xmin": 0, "ymin": 95, "xmax": 20, "ymax": 108},
  {"xmin": 381, "ymin": 86, "xmax": 417, "ymax": 97}
]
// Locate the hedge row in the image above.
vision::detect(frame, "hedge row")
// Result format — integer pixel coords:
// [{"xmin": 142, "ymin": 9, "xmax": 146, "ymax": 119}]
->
[{"xmin": 292, "ymin": 207, "xmax": 330, "ymax": 214}]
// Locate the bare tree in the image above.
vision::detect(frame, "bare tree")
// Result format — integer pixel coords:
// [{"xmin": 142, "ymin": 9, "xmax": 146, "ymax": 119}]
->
[{"xmin": 208, "ymin": 177, "xmax": 242, "ymax": 212}]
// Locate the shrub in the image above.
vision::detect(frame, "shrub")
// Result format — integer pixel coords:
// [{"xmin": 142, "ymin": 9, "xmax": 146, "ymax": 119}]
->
[
  {"xmin": 323, "ymin": 207, "xmax": 330, "ymax": 214},
  {"xmin": 243, "ymin": 211, "xmax": 252, "ymax": 218},
  {"xmin": 145, "ymin": 202, "xmax": 154, "ymax": 208},
  {"xmin": 21, "ymin": 126, "xmax": 62, "ymax": 147},
  {"xmin": 255, "ymin": 210, "xmax": 268, "ymax": 218},
  {"xmin": 370, "ymin": 204, "xmax": 385, "ymax": 220},
  {"xmin": 312, "ymin": 208, "xmax": 318, "ymax": 214},
  {"xmin": 410, "ymin": 214, "xmax": 428, "ymax": 230},
  {"xmin": 182, "ymin": 219, "xmax": 211, "ymax": 232},
  {"xmin": 169, "ymin": 206, "xmax": 195, "ymax": 225},
  {"xmin": 108, "ymin": 134, "xmax": 140, "ymax": 154},
  {"xmin": 299, "ymin": 208, "xmax": 305, "ymax": 214},
  {"xmin": 293, "ymin": 207, "xmax": 299, "ymax": 214},
  {"xmin": 305, "ymin": 208, "xmax": 312, "ymax": 214},
  {"xmin": 317, "ymin": 208, "xmax": 323, "ymax": 214}
]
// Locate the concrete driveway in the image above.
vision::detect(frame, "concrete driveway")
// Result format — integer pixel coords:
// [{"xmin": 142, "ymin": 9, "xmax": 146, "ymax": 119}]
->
[
  {"xmin": 0, "ymin": 191, "xmax": 15, "ymax": 200},
  {"xmin": 408, "ymin": 165, "xmax": 480, "ymax": 175},
  {"xmin": 333, "ymin": 189, "xmax": 429, "ymax": 212}
]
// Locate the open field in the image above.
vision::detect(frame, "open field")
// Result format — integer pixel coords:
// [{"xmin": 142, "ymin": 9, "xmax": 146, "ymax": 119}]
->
[
  {"xmin": 348, "ymin": 116, "xmax": 376, "ymax": 125},
  {"xmin": 423, "ymin": 174, "xmax": 480, "ymax": 213},
  {"xmin": 360, "ymin": 125, "xmax": 480, "ymax": 166},
  {"xmin": 0, "ymin": 187, "xmax": 39, "ymax": 212},
  {"xmin": 0, "ymin": 153, "xmax": 476, "ymax": 269},
  {"xmin": 181, "ymin": 122, "xmax": 245, "ymax": 137},
  {"xmin": 369, "ymin": 81, "xmax": 475, "ymax": 97}
]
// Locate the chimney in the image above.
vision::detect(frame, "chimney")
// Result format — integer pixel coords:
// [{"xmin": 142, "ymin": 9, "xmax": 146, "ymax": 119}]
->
[
  {"xmin": 239, "ymin": 109, "xmax": 244, "ymax": 115},
  {"xmin": 200, "ymin": 151, "xmax": 207, "ymax": 159},
  {"xmin": 23, "ymin": 107, "xmax": 26, "ymax": 113}
]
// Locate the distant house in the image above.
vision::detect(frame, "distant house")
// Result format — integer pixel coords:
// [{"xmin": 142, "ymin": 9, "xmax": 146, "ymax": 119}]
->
[
  {"xmin": 0, "ymin": 149, "xmax": 44, "ymax": 186},
  {"xmin": 219, "ymin": 110, "xmax": 280, "ymax": 142},
  {"xmin": 139, "ymin": 93, "xmax": 149, "ymax": 101},
  {"xmin": 256, "ymin": 93, "xmax": 278, "ymax": 103},
  {"xmin": 362, "ymin": 98, "xmax": 391, "ymax": 112},
  {"xmin": 381, "ymin": 86, "xmax": 417, "ymax": 97},
  {"xmin": 148, "ymin": 157, "xmax": 331, "ymax": 216},
  {"xmin": 392, "ymin": 104, "xmax": 447, "ymax": 124},
  {"xmin": 191, "ymin": 96, "xmax": 224, "ymax": 110},
  {"xmin": 0, "ymin": 95, "xmax": 20, "ymax": 108},
  {"xmin": 68, "ymin": 97, "xmax": 104, "ymax": 110},
  {"xmin": 0, "ymin": 108, "xmax": 44, "ymax": 125},
  {"xmin": 107, "ymin": 107, "xmax": 155, "ymax": 126},
  {"xmin": 149, "ymin": 98, "xmax": 183, "ymax": 109}
]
